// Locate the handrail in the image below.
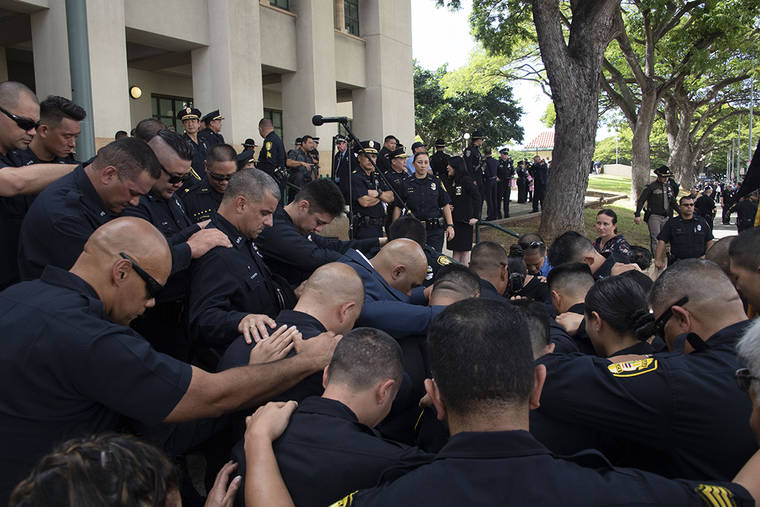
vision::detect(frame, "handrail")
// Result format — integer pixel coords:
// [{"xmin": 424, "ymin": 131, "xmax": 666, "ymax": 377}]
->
[{"xmin": 474, "ymin": 220, "xmax": 522, "ymax": 243}]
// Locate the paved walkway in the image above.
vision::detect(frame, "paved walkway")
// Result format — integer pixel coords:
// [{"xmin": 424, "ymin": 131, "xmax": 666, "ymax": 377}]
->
[{"xmin": 713, "ymin": 203, "xmax": 740, "ymax": 240}]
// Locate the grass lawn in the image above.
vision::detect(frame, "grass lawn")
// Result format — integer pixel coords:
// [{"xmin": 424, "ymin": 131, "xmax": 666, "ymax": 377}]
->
[
  {"xmin": 587, "ymin": 175, "xmax": 632, "ymax": 194},
  {"xmin": 478, "ymin": 204, "xmax": 650, "ymax": 251}
]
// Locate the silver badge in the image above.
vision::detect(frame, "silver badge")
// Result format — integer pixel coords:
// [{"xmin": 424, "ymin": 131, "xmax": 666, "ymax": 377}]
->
[{"xmin": 431, "ymin": 183, "xmax": 436, "ymax": 191}]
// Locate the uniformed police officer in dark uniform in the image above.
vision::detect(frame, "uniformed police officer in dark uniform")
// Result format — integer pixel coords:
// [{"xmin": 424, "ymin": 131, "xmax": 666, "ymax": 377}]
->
[
  {"xmin": 497, "ymin": 148, "xmax": 514, "ymax": 218},
  {"xmin": 235, "ymin": 138, "xmax": 257, "ymax": 170},
  {"xmin": 529, "ymin": 155, "xmax": 549, "ymax": 213},
  {"xmin": 384, "ymin": 146, "xmax": 409, "ymax": 231},
  {"xmin": 351, "ymin": 140, "xmax": 394, "ymax": 239},
  {"xmin": 429, "ymin": 138, "xmax": 450, "ymax": 180},
  {"xmin": 332, "ymin": 135, "xmax": 352, "ymax": 202},
  {"xmin": 181, "ymin": 143, "xmax": 239, "ymax": 223},
  {"xmin": 654, "ymin": 195, "xmax": 714, "ymax": 270},
  {"xmin": 394, "ymin": 151, "xmax": 454, "ymax": 252},
  {"xmin": 257, "ymin": 117, "xmax": 287, "ymax": 202},
  {"xmin": 463, "ymin": 131, "xmax": 485, "ymax": 219},
  {"xmin": 13, "ymin": 95, "xmax": 83, "ymax": 166},
  {"xmin": 483, "ymin": 147, "xmax": 499, "ymax": 220},
  {"xmin": 634, "ymin": 165, "xmax": 680, "ymax": 254},
  {"xmin": 177, "ymin": 106, "xmax": 208, "ymax": 180},
  {"xmin": 376, "ymin": 135, "xmax": 397, "ymax": 174},
  {"xmin": 735, "ymin": 192, "xmax": 758, "ymax": 232},
  {"xmin": 124, "ymin": 130, "xmax": 231, "ymax": 358},
  {"xmin": 198, "ymin": 109, "xmax": 224, "ymax": 148}
]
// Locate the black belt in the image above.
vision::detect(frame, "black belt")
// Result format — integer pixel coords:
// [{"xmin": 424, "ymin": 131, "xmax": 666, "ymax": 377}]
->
[
  {"xmin": 424, "ymin": 217, "xmax": 445, "ymax": 229},
  {"xmin": 357, "ymin": 216, "xmax": 385, "ymax": 226}
]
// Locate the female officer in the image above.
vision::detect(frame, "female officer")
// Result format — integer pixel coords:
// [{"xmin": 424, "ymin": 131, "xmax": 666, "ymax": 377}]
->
[
  {"xmin": 593, "ymin": 209, "xmax": 632, "ymax": 262},
  {"xmin": 444, "ymin": 156, "xmax": 480, "ymax": 264},
  {"xmin": 393, "ymin": 151, "xmax": 454, "ymax": 252}
]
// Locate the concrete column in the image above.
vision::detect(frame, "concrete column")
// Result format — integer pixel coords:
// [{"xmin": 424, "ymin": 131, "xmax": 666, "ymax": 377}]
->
[
  {"xmin": 192, "ymin": 0, "xmax": 264, "ymax": 146},
  {"xmin": 84, "ymin": 0, "xmax": 130, "ymax": 142},
  {"xmin": 352, "ymin": 0, "xmax": 414, "ymax": 146},
  {"xmin": 281, "ymin": 0, "xmax": 338, "ymax": 148},
  {"xmin": 334, "ymin": 0, "xmax": 345, "ymax": 31},
  {"xmin": 31, "ymin": 1, "xmax": 72, "ymax": 99},
  {"xmin": 0, "ymin": 48, "xmax": 8, "ymax": 82}
]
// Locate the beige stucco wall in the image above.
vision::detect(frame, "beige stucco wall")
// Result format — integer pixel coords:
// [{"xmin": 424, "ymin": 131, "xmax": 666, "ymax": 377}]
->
[
  {"xmin": 260, "ymin": 5, "xmax": 297, "ymax": 72},
  {"xmin": 127, "ymin": 68, "xmax": 193, "ymax": 128},
  {"xmin": 334, "ymin": 31, "xmax": 366, "ymax": 88},
  {"xmin": 124, "ymin": 0, "xmax": 209, "ymax": 47}
]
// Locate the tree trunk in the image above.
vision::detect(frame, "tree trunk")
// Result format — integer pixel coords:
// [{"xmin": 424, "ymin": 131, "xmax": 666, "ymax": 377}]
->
[
  {"xmin": 532, "ymin": 0, "xmax": 622, "ymax": 241},
  {"xmin": 630, "ymin": 89, "xmax": 658, "ymax": 204}
]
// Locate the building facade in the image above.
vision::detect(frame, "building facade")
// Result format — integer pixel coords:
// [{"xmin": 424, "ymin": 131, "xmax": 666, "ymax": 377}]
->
[{"xmin": 0, "ymin": 0, "xmax": 414, "ymax": 163}]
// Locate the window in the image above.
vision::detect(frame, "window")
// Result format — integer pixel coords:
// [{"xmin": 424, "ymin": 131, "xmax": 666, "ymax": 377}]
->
[
  {"xmin": 270, "ymin": 0, "xmax": 289, "ymax": 10},
  {"xmin": 151, "ymin": 94, "xmax": 194, "ymax": 134},
  {"xmin": 344, "ymin": 0, "xmax": 359, "ymax": 36},
  {"xmin": 338, "ymin": 120, "xmax": 353, "ymax": 138},
  {"xmin": 264, "ymin": 108, "xmax": 283, "ymax": 139}
]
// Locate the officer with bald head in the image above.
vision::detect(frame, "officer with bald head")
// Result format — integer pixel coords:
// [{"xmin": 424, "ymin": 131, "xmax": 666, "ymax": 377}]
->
[{"xmin": 0, "ymin": 217, "xmax": 342, "ymax": 504}]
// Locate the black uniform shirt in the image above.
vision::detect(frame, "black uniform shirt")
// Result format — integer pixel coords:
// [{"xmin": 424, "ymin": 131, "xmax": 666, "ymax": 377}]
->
[
  {"xmin": 12, "ymin": 146, "xmax": 76, "ymax": 166},
  {"xmin": 384, "ymin": 169, "xmax": 408, "ymax": 210},
  {"xmin": 429, "ymin": 150, "xmax": 450, "ymax": 180},
  {"xmin": 255, "ymin": 206, "xmax": 379, "ymax": 286},
  {"xmin": 479, "ymin": 278, "xmax": 506, "ymax": 301},
  {"xmin": 463, "ymin": 144, "xmax": 481, "ymax": 173},
  {"xmin": 183, "ymin": 133, "xmax": 208, "ymax": 180},
  {"xmin": 188, "ymin": 213, "xmax": 279, "ymax": 349},
  {"xmin": 400, "ymin": 174, "xmax": 451, "ymax": 220},
  {"xmin": 0, "ymin": 150, "xmax": 28, "ymax": 289},
  {"xmin": 18, "ymin": 164, "xmax": 115, "ymax": 280},
  {"xmin": 198, "ymin": 128, "xmax": 224, "ymax": 149},
  {"xmin": 352, "ymin": 170, "xmax": 389, "ymax": 218},
  {"xmin": 180, "ymin": 176, "xmax": 223, "ymax": 223},
  {"xmin": 534, "ymin": 321, "xmax": 757, "ymax": 480},
  {"xmin": 337, "ymin": 430, "xmax": 753, "ymax": 506},
  {"xmin": 447, "ymin": 173, "xmax": 481, "ymax": 223},
  {"xmin": 497, "ymin": 157, "xmax": 514, "ymax": 181},
  {"xmin": 657, "ymin": 215, "xmax": 714, "ymax": 260},
  {"xmin": 258, "ymin": 131, "xmax": 286, "ymax": 178},
  {"xmin": 0, "ymin": 267, "xmax": 191, "ymax": 503}
]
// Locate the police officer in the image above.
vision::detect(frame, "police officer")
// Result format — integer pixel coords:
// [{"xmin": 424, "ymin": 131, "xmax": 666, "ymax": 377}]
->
[
  {"xmin": 463, "ymin": 131, "xmax": 485, "ymax": 219},
  {"xmin": 429, "ymin": 138, "xmax": 450, "ymax": 181},
  {"xmin": 13, "ymin": 95, "xmax": 83, "ymax": 166},
  {"xmin": 634, "ymin": 165, "xmax": 679, "ymax": 254},
  {"xmin": 286, "ymin": 134, "xmax": 318, "ymax": 193},
  {"xmin": 177, "ymin": 106, "xmax": 208, "ymax": 180},
  {"xmin": 257, "ymin": 117, "xmax": 287, "ymax": 202},
  {"xmin": 736, "ymin": 192, "xmax": 758, "ymax": 232},
  {"xmin": 181, "ymin": 143, "xmax": 239, "ymax": 223},
  {"xmin": 483, "ymin": 147, "xmax": 499, "ymax": 220},
  {"xmin": 694, "ymin": 186, "xmax": 716, "ymax": 230},
  {"xmin": 394, "ymin": 151, "xmax": 454, "ymax": 252},
  {"xmin": 376, "ymin": 135, "xmax": 397, "ymax": 174},
  {"xmin": 516, "ymin": 160, "xmax": 529, "ymax": 203},
  {"xmin": 497, "ymin": 148, "xmax": 514, "ymax": 218},
  {"xmin": 332, "ymin": 135, "xmax": 352, "ymax": 202},
  {"xmin": 654, "ymin": 195, "xmax": 714, "ymax": 270},
  {"xmin": 199, "ymin": 109, "xmax": 224, "ymax": 148},
  {"xmin": 351, "ymin": 140, "xmax": 394, "ymax": 239},
  {"xmin": 235, "ymin": 138, "xmax": 257, "ymax": 170},
  {"xmin": 384, "ymin": 146, "xmax": 409, "ymax": 230},
  {"xmin": 529, "ymin": 155, "xmax": 548, "ymax": 213}
]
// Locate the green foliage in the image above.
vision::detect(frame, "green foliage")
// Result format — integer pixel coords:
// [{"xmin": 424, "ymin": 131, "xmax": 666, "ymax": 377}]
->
[
  {"xmin": 541, "ymin": 103, "xmax": 556, "ymax": 128},
  {"xmin": 414, "ymin": 60, "xmax": 524, "ymax": 149}
]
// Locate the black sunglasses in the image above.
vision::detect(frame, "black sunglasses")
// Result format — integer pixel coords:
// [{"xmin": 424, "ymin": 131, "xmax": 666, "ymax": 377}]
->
[
  {"xmin": 736, "ymin": 368, "xmax": 760, "ymax": 393},
  {"xmin": 653, "ymin": 296, "xmax": 688, "ymax": 338},
  {"xmin": 528, "ymin": 241, "xmax": 545, "ymax": 249},
  {"xmin": 208, "ymin": 171, "xmax": 234, "ymax": 182},
  {"xmin": 161, "ymin": 166, "xmax": 190, "ymax": 185},
  {"xmin": 119, "ymin": 252, "xmax": 164, "ymax": 298},
  {"xmin": 0, "ymin": 105, "xmax": 40, "ymax": 131}
]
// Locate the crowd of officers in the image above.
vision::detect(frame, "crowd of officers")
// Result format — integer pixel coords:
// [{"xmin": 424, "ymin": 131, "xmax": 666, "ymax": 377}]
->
[{"xmin": 4, "ymin": 79, "xmax": 760, "ymax": 506}]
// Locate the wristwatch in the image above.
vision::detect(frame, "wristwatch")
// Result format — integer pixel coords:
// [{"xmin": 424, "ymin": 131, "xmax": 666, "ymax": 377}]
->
[{"xmin": 446, "ymin": 224, "xmax": 454, "ymax": 228}]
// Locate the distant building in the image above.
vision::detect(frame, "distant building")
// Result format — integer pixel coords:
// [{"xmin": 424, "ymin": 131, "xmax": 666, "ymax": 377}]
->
[{"xmin": 524, "ymin": 130, "xmax": 554, "ymax": 160}]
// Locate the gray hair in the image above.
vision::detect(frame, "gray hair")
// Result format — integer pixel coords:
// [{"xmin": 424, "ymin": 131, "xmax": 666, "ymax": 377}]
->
[
  {"xmin": 737, "ymin": 319, "xmax": 760, "ymax": 392},
  {"xmin": 222, "ymin": 168, "xmax": 280, "ymax": 203}
]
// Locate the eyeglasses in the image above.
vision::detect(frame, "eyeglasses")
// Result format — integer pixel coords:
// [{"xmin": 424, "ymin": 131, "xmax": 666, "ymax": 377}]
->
[
  {"xmin": 528, "ymin": 241, "xmax": 545, "ymax": 249},
  {"xmin": 653, "ymin": 296, "xmax": 688, "ymax": 338},
  {"xmin": 161, "ymin": 166, "xmax": 191, "ymax": 185},
  {"xmin": 735, "ymin": 368, "xmax": 760, "ymax": 393},
  {"xmin": 208, "ymin": 171, "xmax": 234, "ymax": 182},
  {"xmin": 0, "ymin": 105, "xmax": 40, "ymax": 131},
  {"xmin": 119, "ymin": 252, "xmax": 164, "ymax": 298}
]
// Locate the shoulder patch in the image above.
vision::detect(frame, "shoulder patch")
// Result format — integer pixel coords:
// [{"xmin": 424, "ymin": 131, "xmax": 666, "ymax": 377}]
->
[
  {"xmin": 695, "ymin": 484, "xmax": 737, "ymax": 507},
  {"xmin": 607, "ymin": 358, "xmax": 657, "ymax": 377},
  {"xmin": 265, "ymin": 141, "xmax": 272, "ymax": 149},
  {"xmin": 437, "ymin": 255, "xmax": 452, "ymax": 266},
  {"xmin": 329, "ymin": 491, "xmax": 357, "ymax": 507}
]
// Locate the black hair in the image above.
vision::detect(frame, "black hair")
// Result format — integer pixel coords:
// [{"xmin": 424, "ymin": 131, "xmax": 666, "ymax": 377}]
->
[
  {"xmin": 447, "ymin": 155, "xmax": 468, "ymax": 178},
  {"xmin": 510, "ymin": 299, "xmax": 551, "ymax": 357},
  {"xmin": 292, "ymin": 179, "xmax": 345, "ymax": 216},
  {"xmin": 679, "ymin": 195, "xmax": 695, "ymax": 205},
  {"xmin": 39, "ymin": 95, "xmax": 86, "ymax": 127},
  {"xmin": 301, "ymin": 134, "xmax": 314, "ymax": 144},
  {"xmin": 483, "ymin": 147, "xmax": 492, "ymax": 156},
  {"xmin": 156, "ymin": 129, "xmax": 192, "ymax": 161},
  {"xmin": 95, "ymin": 137, "xmax": 162, "ymax": 180},
  {"xmin": 597, "ymin": 208, "xmax": 618, "ymax": 234},
  {"xmin": 729, "ymin": 227, "xmax": 760, "ymax": 271},
  {"xmin": 431, "ymin": 263, "xmax": 481, "ymax": 299},
  {"xmin": 412, "ymin": 151, "xmax": 429, "ymax": 163},
  {"xmin": 470, "ymin": 241, "xmax": 508, "ymax": 275},
  {"xmin": 585, "ymin": 276, "xmax": 654, "ymax": 341},
  {"xmin": 326, "ymin": 327, "xmax": 403, "ymax": 390},
  {"xmin": 388, "ymin": 216, "xmax": 426, "ymax": 247},
  {"xmin": 114, "ymin": 130, "xmax": 128, "ymax": 140},
  {"xmin": 428, "ymin": 299, "xmax": 534, "ymax": 412},
  {"xmin": 384, "ymin": 135, "xmax": 398, "ymax": 143},
  {"xmin": 547, "ymin": 231, "xmax": 594, "ymax": 267},
  {"xmin": 618, "ymin": 269, "xmax": 654, "ymax": 294},
  {"xmin": 206, "ymin": 143, "xmax": 237, "ymax": 163},
  {"xmin": 518, "ymin": 233, "xmax": 546, "ymax": 254},
  {"xmin": 629, "ymin": 245, "xmax": 652, "ymax": 271},
  {"xmin": 546, "ymin": 262, "xmax": 594, "ymax": 292},
  {"xmin": 133, "ymin": 118, "xmax": 165, "ymax": 142}
]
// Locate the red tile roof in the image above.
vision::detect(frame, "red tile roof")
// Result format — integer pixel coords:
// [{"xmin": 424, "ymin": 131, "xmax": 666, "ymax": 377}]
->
[{"xmin": 525, "ymin": 130, "xmax": 554, "ymax": 149}]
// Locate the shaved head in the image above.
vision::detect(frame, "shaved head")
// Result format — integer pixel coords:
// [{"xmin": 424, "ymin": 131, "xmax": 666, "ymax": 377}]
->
[
  {"xmin": 705, "ymin": 236, "xmax": 736, "ymax": 277},
  {"xmin": 0, "ymin": 81, "xmax": 38, "ymax": 109},
  {"xmin": 371, "ymin": 239, "xmax": 428, "ymax": 295},
  {"xmin": 301, "ymin": 262, "xmax": 365, "ymax": 307}
]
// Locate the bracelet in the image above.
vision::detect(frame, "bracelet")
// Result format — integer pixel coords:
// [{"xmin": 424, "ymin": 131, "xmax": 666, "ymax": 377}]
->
[{"xmin": 446, "ymin": 224, "xmax": 454, "ymax": 228}]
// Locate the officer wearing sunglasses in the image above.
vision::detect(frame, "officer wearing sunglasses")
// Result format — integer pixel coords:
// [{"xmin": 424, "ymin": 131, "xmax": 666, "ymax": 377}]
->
[{"xmin": 181, "ymin": 143, "xmax": 239, "ymax": 223}]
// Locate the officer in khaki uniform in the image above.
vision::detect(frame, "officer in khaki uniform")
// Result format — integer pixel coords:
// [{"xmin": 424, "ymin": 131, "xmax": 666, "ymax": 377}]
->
[{"xmin": 634, "ymin": 165, "xmax": 680, "ymax": 254}]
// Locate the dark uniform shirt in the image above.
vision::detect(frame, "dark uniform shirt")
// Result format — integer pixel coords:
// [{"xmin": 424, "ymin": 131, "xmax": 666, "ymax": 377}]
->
[
  {"xmin": 198, "ymin": 128, "xmax": 224, "ymax": 149},
  {"xmin": 12, "ymin": 146, "xmax": 76, "ymax": 166},
  {"xmin": 188, "ymin": 213, "xmax": 280, "ymax": 349},
  {"xmin": 497, "ymin": 157, "xmax": 514, "ymax": 182},
  {"xmin": 657, "ymin": 215, "xmax": 714, "ymax": 260},
  {"xmin": 635, "ymin": 179, "xmax": 678, "ymax": 218},
  {"xmin": 429, "ymin": 150, "xmax": 450, "ymax": 180},
  {"xmin": 0, "ymin": 267, "xmax": 192, "ymax": 504},
  {"xmin": 255, "ymin": 206, "xmax": 379, "ymax": 286},
  {"xmin": 180, "ymin": 176, "xmax": 223, "ymax": 223},
  {"xmin": 0, "ymin": 150, "xmax": 27, "ymax": 289},
  {"xmin": 335, "ymin": 430, "xmax": 752, "ymax": 506},
  {"xmin": 736, "ymin": 199, "xmax": 758, "ymax": 231},
  {"xmin": 258, "ymin": 130, "xmax": 286, "ymax": 179},
  {"xmin": 352, "ymin": 169, "xmax": 390, "ymax": 218},
  {"xmin": 384, "ymin": 168, "xmax": 408, "ymax": 212},
  {"xmin": 183, "ymin": 133, "xmax": 208, "ymax": 181},
  {"xmin": 446, "ymin": 173, "xmax": 481, "ymax": 224},
  {"xmin": 18, "ymin": 164, "xmax": 115, "ymax": 281},
  {"xmin": 534, "ymin": 321, "xmax": 757, "ymax": 480},
  {"xmin": 400, "ymin": 174, "xmax": 451, "ymax": 220},
  {"xmin": 333, "ymin": 149, "xmax": 353, "ymax": 201},
  {"xmin": 479, "ymin": 278, "xmax": 506, "ymax": 301}
]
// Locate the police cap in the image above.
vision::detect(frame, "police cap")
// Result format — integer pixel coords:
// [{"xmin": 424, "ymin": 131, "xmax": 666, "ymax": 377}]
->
[
  {"xmin": 499, "ymin": 148, "xmax": 509, "ymax": 155},
  {"xmin": 313, "ymin": 137, "xmax": 320, "ymax": 144},
  {"xmin": 391, "ymin": 147, "xmax": 409, "ymax": 159},
  {"xmin": 654, "ymin": 165, "xmax": 673, "ymax": 176},
  {"xmin": 472, "ymin": 131, "xmax": 483, "ymax": 140},
  {"xmin": 435, "ymin": 139, "xmax": 446, "ymax": 147},
  {"xmin": 295, "ymin": 137, "xmax": 302, "ymax": 145},
  {"xmin": 236, "ymin": 149, "xmax": 256, "ymax": 169},
  {"xmin": 335, "ymin": 135, "xmax": 347, "ymax": 143},
  {"xmin": 355, "ymin": 140, "xmax": 380, "ymax": 155},
  {"xmin": 177, "ymin": 107, "xmax": 201, "ymax": 121},
  {"xmin": 243, "ymin": 138, "xmax": 256, "ymax": 148},
  {"xmin": 202, "ymin": 109, "xmax": 223, "ymax": 123}
]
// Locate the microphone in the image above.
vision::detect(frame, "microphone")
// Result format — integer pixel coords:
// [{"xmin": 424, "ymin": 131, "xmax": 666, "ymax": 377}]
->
[{"xmin": 312, "ymin": 114, "xmax": 349, "ymax": 126}]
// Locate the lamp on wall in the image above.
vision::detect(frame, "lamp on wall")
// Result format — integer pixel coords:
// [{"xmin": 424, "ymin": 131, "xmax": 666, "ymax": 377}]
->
[{"xmin": 129, "ymin": 86, "xmax": 142, "ymax": 100}]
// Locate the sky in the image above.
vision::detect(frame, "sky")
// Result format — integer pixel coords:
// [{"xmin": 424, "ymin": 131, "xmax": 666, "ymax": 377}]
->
[{"xmin": 410, "ymin": 0, "xmax": 605, "ymax": 148}]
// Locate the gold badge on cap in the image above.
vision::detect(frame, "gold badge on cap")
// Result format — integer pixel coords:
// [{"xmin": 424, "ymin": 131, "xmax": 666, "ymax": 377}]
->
[{"xmin": 185, "ymin": 107, "xmax": 191, "ymax": 113}]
